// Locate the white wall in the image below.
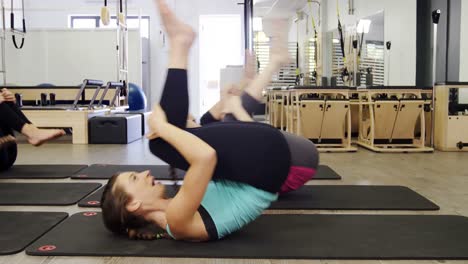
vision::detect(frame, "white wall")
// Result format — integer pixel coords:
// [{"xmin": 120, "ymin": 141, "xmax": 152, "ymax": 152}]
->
[
  {"xmin": 323, "ymin": 0, "xmax": 417, "ymax": 85},
  {"xmin": 9, "ymin": 0, "xmax": 243, "ymax": 117},
  {"xmin": 7, "ymin": 0, "xmax": 158, "ymax": 101},
  {"xmin": 460, "ymin": 0, "xmax": 468, "ymax": 82},
  {"xmin": 5, "ymin": 30, "xmax": 142, "ymax": 86}
]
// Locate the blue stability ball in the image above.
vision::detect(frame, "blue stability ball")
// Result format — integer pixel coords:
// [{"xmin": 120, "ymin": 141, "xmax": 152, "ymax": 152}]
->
[
  {"xmin": 128, "ymin": 83, "xmax": 147, "ymax": 111},
  {"xmin": 37, "ymin": 83, "xmax": 56, "ymax": 87}
]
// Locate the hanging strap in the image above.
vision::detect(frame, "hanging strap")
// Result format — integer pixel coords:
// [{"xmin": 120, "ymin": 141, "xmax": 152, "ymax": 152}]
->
[
  {"xmin": 309, "ymin": 1, "xmax": 318, "ymax": 81},
  {"xmin": 336, "ymin": 0, "xmax": 345, "ymax": 61},
  {"xmin": 10, "ymin": 0, "xmax": 26, "ymax": 49}
]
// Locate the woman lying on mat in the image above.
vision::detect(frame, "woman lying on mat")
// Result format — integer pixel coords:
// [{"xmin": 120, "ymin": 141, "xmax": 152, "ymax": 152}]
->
[
  {"xmin": 0, "ymin": 88, "xmax": 65, "ymax": 172},
  {"xmin": 100, "ymin": 0, "xmax": 319, "ymax": 242}
]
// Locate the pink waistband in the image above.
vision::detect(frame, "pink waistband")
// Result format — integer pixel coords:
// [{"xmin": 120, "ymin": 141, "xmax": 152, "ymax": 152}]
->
[{"xmin": 280, "ymin": 166, "xmax": 317, "ymax": 194}]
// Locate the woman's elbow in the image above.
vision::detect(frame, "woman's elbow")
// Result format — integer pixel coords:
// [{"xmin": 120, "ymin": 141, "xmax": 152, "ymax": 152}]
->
[{"xmin": 200, "ymin": 148, "xmax": 217, "ymax": 166}]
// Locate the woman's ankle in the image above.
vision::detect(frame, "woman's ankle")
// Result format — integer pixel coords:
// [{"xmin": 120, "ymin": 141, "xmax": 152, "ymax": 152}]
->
[{"xmin": 20, "ymin": 124, "xmax": 37, "ymax": 138}]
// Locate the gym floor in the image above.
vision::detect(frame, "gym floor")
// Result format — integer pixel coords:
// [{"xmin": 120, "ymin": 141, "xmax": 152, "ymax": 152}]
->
[{"xmin": 1, "ymin": 139, "xmax": 467, "ymax": 264}]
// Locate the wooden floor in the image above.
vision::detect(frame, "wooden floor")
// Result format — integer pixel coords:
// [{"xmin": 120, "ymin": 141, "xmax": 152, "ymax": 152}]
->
[{"xmin": 1, "ymin": 139, "xmax": 468, "ymax": 264}]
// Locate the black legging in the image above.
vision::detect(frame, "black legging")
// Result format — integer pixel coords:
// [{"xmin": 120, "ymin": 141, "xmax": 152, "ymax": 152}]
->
[
  {"xmin": 0, "ymin": 102, "xmax": 30, "ymax": 171},
  {"xmin": 199, "ymin": 94, "xmax": 319, "ymax": 171},
  {"xmin": 0, "ymin": 102, "xmax": 31, "ymax": 132},
  {"xmin": 0, "ymin": 128, "xmax": 17, "ymax": 172},
  {"xmin": 150, "ymin": 69, "xmax": 291, "ymax": 193}
]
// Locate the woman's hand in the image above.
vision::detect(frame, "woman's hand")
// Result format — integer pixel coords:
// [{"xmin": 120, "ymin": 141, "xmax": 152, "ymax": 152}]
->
[
  {"xmin": 222, "ymin": 94, "xmax": 242, "ymax": 115},
  {"xmin": 0, "ymin": 93, "xmax": 5, "ymax": 104},
  {"xmin": 1, "ymin": 88, "xmax": 15, "ymax": 102},
  {"xmin": 147, "ymin": 104, "xmax": 169, "ymax": 140}
]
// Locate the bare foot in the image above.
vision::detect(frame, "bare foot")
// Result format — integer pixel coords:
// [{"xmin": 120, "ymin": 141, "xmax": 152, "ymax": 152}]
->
[
  {"xmin": 22, "ymin": 125, "xmax": 65, "ymax": 146},
  {"xmin": 221, "ymin": 94, "xmax": 243, "ymax": 115},
  {"xmin": 28, "ymin": 129, "xmax": 65, "ymax": 146},
  {"xmin": 0, "ymin": 135, "xmax": 16, "ymax": 149},
  {"xmin": 270, "ymin": 36, "xmax": 290, "ymax": 65},
  {"xmin": 156, "ymin": 0, "xmax": 196, "ymax": 48},
  {"xmin": 268, "ymin": 20, "xmax": 290, "ymax": 65},
  {"xmin": 244, "ymin": 50, "xmax": 258, "ymax": 80}
]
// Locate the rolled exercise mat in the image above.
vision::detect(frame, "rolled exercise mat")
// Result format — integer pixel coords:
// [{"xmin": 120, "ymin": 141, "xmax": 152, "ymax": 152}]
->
[
  {"xmin": 26, "ymin": 213, "xmax": 468, "ymax": 259},
  {"xmin": 0, "ymin": 165, "xmax": 88, "ymax": 179},
  {"xmin": 0, "ymin": 212, "xmax": 68, "ymax": 255},
  {"xmin": 79, "ymin": 185, "xmax": 438, "ymax": 210},
  {"xmin": 0, "ymin": 183, "xmax": 102, "ymax": 206},
  {"xmin": 72, "ymin": 164, "xmax": 185, "ymax": 180}
]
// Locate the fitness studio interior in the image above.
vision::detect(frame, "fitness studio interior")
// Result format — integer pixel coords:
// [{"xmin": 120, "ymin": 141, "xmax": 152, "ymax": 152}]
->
[{"xmin": 1, "ymin": 0, "xmax": 468, "ymax": 263}]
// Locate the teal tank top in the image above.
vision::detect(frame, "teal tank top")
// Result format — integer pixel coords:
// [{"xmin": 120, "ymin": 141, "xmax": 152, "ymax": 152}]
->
[{"xmin": 166, "ymin": 180, "xmax": 278, "ymax": 239}]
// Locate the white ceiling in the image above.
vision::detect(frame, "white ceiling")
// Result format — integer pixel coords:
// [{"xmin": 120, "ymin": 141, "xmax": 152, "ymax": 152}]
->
[{"xmin": 254, "ymin": 0, "xmax": 309, "ymax": 19}]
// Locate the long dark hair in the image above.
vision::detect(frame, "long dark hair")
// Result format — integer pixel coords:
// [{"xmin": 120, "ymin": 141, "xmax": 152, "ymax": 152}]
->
[{"xmin": 100, "ymin": 173, "xmax": 151, "ymax": 235}]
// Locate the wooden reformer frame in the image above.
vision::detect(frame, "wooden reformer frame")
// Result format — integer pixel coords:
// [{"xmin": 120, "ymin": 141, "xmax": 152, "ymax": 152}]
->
[
  {"xmin": 355, "ymin": 87, "xmax": 434, "ymax": 153},
  {"xmin": 434, "ymin": 82, "xmax": 468, "ymax": 151},
  {"xmin": 267, "ymin": 87, "xmax": 356, "ymax": 152}
]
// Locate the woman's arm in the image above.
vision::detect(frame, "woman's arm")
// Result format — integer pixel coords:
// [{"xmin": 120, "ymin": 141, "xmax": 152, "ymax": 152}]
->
[
  {"xmin": 148, "ymin": 105, "xmax": 217, "ymax": 238},
  {"xmin": 224, "ymin": 95, "xmax": 254, "ymax": 122}
]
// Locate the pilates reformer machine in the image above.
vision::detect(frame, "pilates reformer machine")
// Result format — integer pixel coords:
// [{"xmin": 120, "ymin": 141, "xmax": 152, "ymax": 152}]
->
[
  {"xmin": 267, "ymin": 86, "xmax": 356, "ymax": 152},
  {"xmin": 7, "ymin": 80, "xmax": 128, "ymax": 144},
  {"xmin": 434, "ymin": 82, "xmax": 468, "ymax": 151},
  {"xmin": 355, "ymin": 86, "xmax": 434, "ymax": 153}
]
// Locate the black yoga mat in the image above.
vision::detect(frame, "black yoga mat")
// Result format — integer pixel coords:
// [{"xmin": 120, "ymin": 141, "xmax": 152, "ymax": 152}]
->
[
  {"xmin": 0, "ymin": 165, "xmax": 87, "ymax": 179},
  {"xmin": 71, "ymin": 164, "xmax": 337, "ymax": 180},
  {"xmin": 79, "ymin": 184, "xmax": 180, "ymax": 208},
  {"xmin": 271, "ymin": 185, "xmax": 439, "ymax": 210},
  {"xmin": 0, "ymin": 183, "xmax": 102, "ymax": 206},
  {"xmin": 314, "ymin": 165, "xmax": 341, "ymax": 180},
  {"xmin": 79, "ymin": 185, "xmax": 438, "ymax": 210},
  {"xmin": 0, "ymin": 212, "xmax": 68, "ymax": 255},
  {"xmin": 26, "ymin": 213, "xmax": 468, "ymax": 259},
  {"xmin": 72, "ymin": 164, "xmax": 185, "ymax": 180}
]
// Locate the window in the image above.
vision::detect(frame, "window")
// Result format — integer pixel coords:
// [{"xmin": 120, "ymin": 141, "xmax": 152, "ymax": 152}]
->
[
  {"xmin": 331, "ymin": 39, "xmax": 384, "ymax": 86},
  {"xmin": 70, "ymin": 16, "xmax": 99, "ymax": 28},
  {"xmin": 254, "ymin": 32, "xmax": 298, "ymax": 88},
  {"xmin": 305, "ymin": 39, "xmax": 317, "ymax": 85},
  {"xmin": 69, "ymin": 15, "xmax": 150, "ymax": 38},
  {"xmin": 359, "ymin": 41, "xmax": 384, "ymax": 86},
  {"xmin": 332, "ymin": 39, "xmax": 345, "ymax": 86}
]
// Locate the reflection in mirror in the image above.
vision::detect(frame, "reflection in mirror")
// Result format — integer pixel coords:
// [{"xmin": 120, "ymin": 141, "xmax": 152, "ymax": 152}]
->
[
  {"xmin": 357, "ymin": 12, "xmax": 384, "ymax": 86},
  {"xmin": 326, "ymin": 11, "xmax": 384, "ymax": 87},
  {"xmin": 253, "ymin": 0, "xmax": 321, "ymax": 88}
]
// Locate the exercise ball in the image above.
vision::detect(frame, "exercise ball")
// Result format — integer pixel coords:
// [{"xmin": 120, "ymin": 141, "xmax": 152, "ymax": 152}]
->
[
  {"xmin": 128, "ymin": 83, "xmax": 147, "ymax": 111},
  {"xmin": 37, "ymin": 83, "xmax": 55, "ymax": 87}
]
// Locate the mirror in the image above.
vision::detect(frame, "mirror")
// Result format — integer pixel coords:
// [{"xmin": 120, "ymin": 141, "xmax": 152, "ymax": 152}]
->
[
  {"xmin": 358, "ymin": 11, "xmax": 385, "ymax": 86},
  {"xmin": 253, "ymin": 0, "xmax": 321, "ymax": 87},
  {"xmin": 324, "ymin": 11, "xmax": 384, "ymax": 87}
]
